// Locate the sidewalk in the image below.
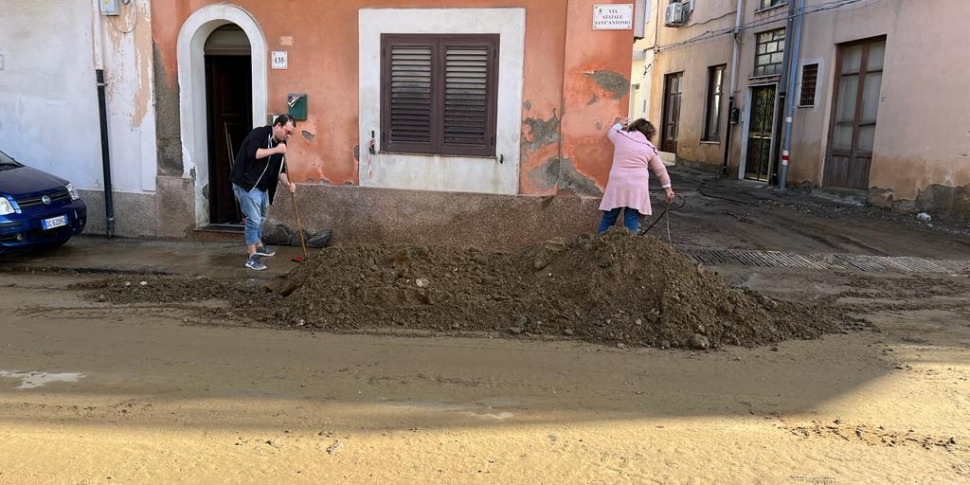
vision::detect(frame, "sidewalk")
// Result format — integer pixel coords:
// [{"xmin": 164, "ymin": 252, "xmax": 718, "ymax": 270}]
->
[
  {"xmin": 2, "ymin": 166, "xmax": 968, "ymax": 277},
  {"xmin": 0, "ymin": 236, "xmax": 302, "ymax": 279}
]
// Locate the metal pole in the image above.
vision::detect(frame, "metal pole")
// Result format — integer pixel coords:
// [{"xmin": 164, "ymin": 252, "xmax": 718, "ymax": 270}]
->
[
  {"xmin": 92, "ymin": 1, "xmax": 115, "ymax": 237},
  {"xmin": 96, "ymin": 69, "xmax": 115, "ymax": 238},
  {"xmin": 778, "ymin": 0, "xmax": 804, "ymax": 189},
  {"xmin": 767, "ymin": 0, "xmax": 796, "ymax": 186},
  {"xmin": 721, "ymin": 0, "xmax": 745, "ymax": 177}
]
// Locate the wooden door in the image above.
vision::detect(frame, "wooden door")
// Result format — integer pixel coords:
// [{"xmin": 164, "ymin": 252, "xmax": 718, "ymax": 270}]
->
[
  {"xmin": 205, "ymin": 55, "xmax": 252, "ymax": 225},
  {"xmin": 661, "ymin": 72, "xmax": 683, "ymax": 153},
  {"xmin": 824, "ymin": 37, "xmax": 886, "ymax": 189}
]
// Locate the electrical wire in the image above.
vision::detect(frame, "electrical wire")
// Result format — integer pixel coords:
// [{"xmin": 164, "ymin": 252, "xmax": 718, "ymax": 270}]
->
[
  {"xmin": 656, "ymin": 0, "xmax": 882, "ymax": 53},
  {"xmin": 642, "ymin": 60, "xmax": 654, "ymax": 76},
  {"xmin": 685, "ymin": 10, "xmax": 739, "ymax": 29},
  {"xmin": 107, "ymin": 0, "xmax": 139, "ymax": 35}
]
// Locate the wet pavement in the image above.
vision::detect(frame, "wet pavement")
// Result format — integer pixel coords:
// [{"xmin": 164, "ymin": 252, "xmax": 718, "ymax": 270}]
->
[
  {"xmin": 0, "ymin": 236, "xmax": 303, "ymax": 279},
  {"xmin": 2, "ymin": 167, "xmax": 968, "ymax": 278}
]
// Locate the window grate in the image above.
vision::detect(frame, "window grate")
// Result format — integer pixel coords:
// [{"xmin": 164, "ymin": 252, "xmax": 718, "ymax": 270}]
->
[{"xmin": 799, "ymin": 63, "xmax": 819, "ymax": 106}]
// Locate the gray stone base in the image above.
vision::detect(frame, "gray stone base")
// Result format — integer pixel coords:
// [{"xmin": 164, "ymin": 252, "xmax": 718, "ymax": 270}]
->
[
  {"xmin": 86, "ymin": 179, "xmax": 610, "ymax": 248},
  {"xmin": 156, "ymin": 176, "xmax": 196, "ymax": 238},
  {"xmin": 264, "ymin": 185, "xmax": 605, "ymax": 250},
  {"xmin": 80, "ymin": 189, "xmax": 157, "ymax": 238},
  {"xmin": 870, "ymin": 184, "xmax": 970, "ymax": 221}
]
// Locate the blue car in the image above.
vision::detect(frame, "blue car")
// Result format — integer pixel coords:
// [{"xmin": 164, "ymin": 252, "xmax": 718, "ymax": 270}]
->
[{"xmin": 0, "ymin": 149, "xmax": 87, "ymax": 254}]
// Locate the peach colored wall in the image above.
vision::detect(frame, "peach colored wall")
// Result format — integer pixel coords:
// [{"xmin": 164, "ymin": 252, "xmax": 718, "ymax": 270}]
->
[
  {"xmin": 642, "ymin": 0, "xmax": 970, "ymax": 205},
  {"xmin": 644, "ymin": 0, "xmax": 737, "ymax": 168},
  {"xmin": 791, "ymin": 0, "xmax": 970, "ymax": 200},
  {"xmin": 153, "ymin": 1, "xmax": 636, "ymax": 197}
]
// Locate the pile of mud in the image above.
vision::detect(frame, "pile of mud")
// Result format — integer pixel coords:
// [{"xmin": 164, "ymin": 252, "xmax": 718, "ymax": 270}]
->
[
  {"xmin": 79, "ymin": 230, "xmax": 844, "ymax": 349},
  {"xmin": 75, "ymin": 276, "xmax": 243, "ymax": 304},
  {"xmin": 257, "ymin": 229, "xmax": 841, "ymax": 348}
]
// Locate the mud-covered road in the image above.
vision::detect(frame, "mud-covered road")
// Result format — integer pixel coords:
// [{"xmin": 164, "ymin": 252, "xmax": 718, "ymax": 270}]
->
[
  {"xmin": 2, "ymin": 168, "xmax": 969, "ymax": 483},
  {"xmin": 2, "ymin": 264, "xmax": 969, "ymax": 484}
]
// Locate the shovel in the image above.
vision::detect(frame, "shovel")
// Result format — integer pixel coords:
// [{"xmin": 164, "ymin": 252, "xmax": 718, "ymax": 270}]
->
[
  {"xmin": 290, "ymin": 192, "xmax": 308, "ymax": 262},
  {"xmin": 283, "ymin": 164, "xmax": 308, "ymax": 263}
]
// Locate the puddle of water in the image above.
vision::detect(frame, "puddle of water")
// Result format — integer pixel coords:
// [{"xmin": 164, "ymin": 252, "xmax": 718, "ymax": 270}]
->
[
  {"xmin": 380, "ymin": 401, "xmax": 471, "ymax": 412},
  {"xmin": 460, "ymin": 411, "xmax": 515, "ymax": 421},
  {"xmin": 0, "ymin": 370, "xmax": 85, "ymax": 390},
  {"xmin": 379, "ymin": 400, "xmax": 516, "ymax": 420},
  {"xmin": 220, "ymin": 389, "xmax": 293, "ymax": 399}
]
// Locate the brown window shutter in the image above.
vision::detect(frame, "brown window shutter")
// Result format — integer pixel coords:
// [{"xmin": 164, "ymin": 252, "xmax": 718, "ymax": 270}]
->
[
  {"xmin": 438, "ymin": 36, "xmax": 498, "ymax": 156},
  {"xmin": 382, "ymin": 36, "xmax": 435, "ymax": 153},
  {"xmin": 381, "ymin": 34, "xmax": 498, "ymax": 157}
]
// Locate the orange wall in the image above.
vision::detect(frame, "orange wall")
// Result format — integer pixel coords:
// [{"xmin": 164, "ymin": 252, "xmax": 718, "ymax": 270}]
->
[
  {"xmin": 152, "ymin": 1, "xmax": 632, "ymax": 196},
  {"xmin": 560, "ymin": 0, "xmax": 634, "ymax": 196}
]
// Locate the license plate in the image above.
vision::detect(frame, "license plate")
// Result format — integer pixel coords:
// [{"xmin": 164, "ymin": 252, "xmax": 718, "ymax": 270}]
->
[{"xmin": 41, "ymin": 215, "xmax": 68, "ymax": 230}]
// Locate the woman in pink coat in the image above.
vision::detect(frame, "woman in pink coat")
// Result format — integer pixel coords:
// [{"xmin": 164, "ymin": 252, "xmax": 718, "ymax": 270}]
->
[{"xmin": 597, "ymin": 117, "xmax": 675, "ymax": 234}]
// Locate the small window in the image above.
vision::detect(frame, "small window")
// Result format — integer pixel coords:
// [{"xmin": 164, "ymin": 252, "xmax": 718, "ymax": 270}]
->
[
  {"xmin": 753, "ymin": 29, "xmax": 786, "ymax": 77},
  {"xmin": 759, "ymin": 0, "xmax": 787, "ymax": 9},
  {"xmin": 703, "ymin": 65, "xmax": 726, "ymax": 142},
  {"xmin": 799, "ymin": 63, "xmax": 819, "ymax": 107},
  {"xmin": 380, "ymin": 34, "xmax": 499, "ymax": 157}
]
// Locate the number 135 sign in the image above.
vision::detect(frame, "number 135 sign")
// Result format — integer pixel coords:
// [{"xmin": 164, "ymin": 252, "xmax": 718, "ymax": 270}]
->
[{"xmin": 272, "ymin": 51, "xmax": 288, "ymax": 70}]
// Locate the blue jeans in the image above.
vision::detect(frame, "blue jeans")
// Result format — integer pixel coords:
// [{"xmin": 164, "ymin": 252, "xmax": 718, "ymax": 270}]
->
[
  {"xmin": 598, "ymin": 207, "xmax": 641, "ymax": 234},
  {"xmin": 232, "ymin": 184, "xmax": 269, "ymax": 246}
]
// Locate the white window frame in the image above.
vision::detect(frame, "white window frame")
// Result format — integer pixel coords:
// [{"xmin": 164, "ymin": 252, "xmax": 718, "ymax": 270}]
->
[{"xmin": 358, "ymin": 8, "xmax": 525, "ymax": 195}]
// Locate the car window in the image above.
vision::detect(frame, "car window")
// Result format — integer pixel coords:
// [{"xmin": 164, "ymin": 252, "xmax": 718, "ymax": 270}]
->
[{"xmin": 0, "ymin": 150, "xmax": 21, "ymax": 167}]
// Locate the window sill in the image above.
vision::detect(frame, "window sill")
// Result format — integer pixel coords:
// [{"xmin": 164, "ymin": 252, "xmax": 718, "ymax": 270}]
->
[
  {"xmin": 700, "ymin": 140, "xmax": 721, "ymax": 145},
  {"xmin": 378, "ymin": 150, "xmax": 498, "ymax": 160},
  {"xmin": 797, "ymin": 104, "xmax": 815, "ymax": 109},
  {"xmin": 755, "ymin": 3, "xmax": 788, "ymax": 15},
  {"xmin": 748, "ymin": 74, "xmax": 781, "ymax": 81}
]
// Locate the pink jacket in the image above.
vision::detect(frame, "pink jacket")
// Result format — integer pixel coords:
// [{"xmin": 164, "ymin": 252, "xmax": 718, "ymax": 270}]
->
[{"xmin": 599, "ymin": 123, "xmax": 671, "ymax": 215}]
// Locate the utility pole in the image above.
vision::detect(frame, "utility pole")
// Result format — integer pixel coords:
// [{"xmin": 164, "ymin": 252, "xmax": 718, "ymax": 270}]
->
[
  {"xmin": 720, "ymin": 0, "xmax": 744, "ymax": 177},
  {"xmin": 778, "ymin": 0, "xmax": 804, "ymax": 189}
]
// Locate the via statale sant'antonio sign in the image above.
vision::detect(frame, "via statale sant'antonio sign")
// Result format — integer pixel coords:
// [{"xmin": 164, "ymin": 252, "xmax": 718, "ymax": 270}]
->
[{"xmin": 593, "ymin": 4, "xmax": 633, "ymax": 30}]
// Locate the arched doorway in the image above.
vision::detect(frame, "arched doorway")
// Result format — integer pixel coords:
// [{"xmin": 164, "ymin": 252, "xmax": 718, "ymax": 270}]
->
[
  {"xmin": 205, "ymin": 25, "xmax": 252, "ymax": 225},
  {"xmin": 177, "ymin": 4, "xmax": 266, "ymax": 228}
]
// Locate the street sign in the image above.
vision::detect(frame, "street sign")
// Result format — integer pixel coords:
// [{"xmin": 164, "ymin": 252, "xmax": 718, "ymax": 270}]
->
[{"xmin": 593, "ymin": 4, "xmax": 633, "ymax": 30}]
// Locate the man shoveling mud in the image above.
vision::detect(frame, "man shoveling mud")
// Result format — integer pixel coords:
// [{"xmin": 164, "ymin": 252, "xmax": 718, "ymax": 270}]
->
[{"xmin": 230, "ymin": 114, "xmax": 298, "ymax": 271}]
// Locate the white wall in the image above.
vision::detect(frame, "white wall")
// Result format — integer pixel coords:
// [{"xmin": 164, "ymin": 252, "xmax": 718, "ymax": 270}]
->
[
  {"xmin": 0, "ymin": 0, "xmax": 156, "ymax": 194},
  {"xmin": 176, "ymin": 4, "xmax": 267, "ymax": 227},
  {"xmin": 631, "ymin": 0, "xmax": 659, "ymax": 124},
  {"xmin": 358, "ymin": 8, "xmax": 526, "ymax": 195},
  {"xmin": 630, "ymin": 48, "xmax": 654, "ymax": 120}
]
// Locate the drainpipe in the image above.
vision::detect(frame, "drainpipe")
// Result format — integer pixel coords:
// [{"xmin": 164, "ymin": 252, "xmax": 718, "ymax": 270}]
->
[
  {"xmin": 92, "ymin": 1, "xmax": 115, "ymax": 237},
  {"xmin": 777, "ymin": 0, "xmax": 804, "ymax": 189},
  {"xmin": 721, "ymin": 0, "xmax": 744, "ymax": 177},
  {"xmin": 768, "ymin": 0, "xmax": 796, "ymax": 186}
]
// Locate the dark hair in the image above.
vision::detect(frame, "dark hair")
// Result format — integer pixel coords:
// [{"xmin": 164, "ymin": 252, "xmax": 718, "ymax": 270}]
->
[
  {"xmin": 274, "ymin": 114, "xmax": 295, "ymax": 127},
  {"xmin": 625, "ymin": 118, "xmax": 656, "ymax": 141}
]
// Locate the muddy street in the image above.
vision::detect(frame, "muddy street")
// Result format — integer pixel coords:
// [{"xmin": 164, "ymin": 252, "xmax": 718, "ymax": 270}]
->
[
  {"xmin": 2, "ymin": 262, "xmax": 970, "ymax": 482},
  {"xmin": 2, "ymin": 171, "xmax": 970, "ymax": 483}
]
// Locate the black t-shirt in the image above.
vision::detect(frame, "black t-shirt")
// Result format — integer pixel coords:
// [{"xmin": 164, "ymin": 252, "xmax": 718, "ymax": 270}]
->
[
  {"xmin": 255, "ymin": 135, "xmax": 282, "ymax": 192},
  {"xmin": 230, "ymin": 125, "xmax": 286, "ymax": 203}
]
